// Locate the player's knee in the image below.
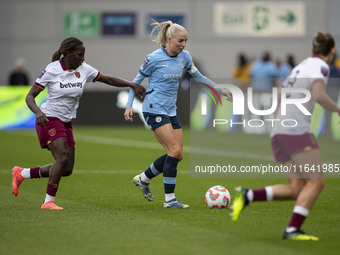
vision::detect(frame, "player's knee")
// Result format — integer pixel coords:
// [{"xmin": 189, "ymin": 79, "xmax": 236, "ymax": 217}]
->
[
  {"xmin": 171, "ymin": 148, "xmax": 183, "ymax": 160},
  {"xmin": 63, "ymin": 157, "xmax": 74, "ymax": 177},
  {"xmin": 63, "ymin": 166, "xmax": 74, "ymax": 177},
  {"xmin": 167, "ymin": 144, "xmax": 182, "ymax": 160},
  {"xmin": 313, "ymin": 178, "xmax": 324, "ymax": 193},
  {"xmin": 63, "ymin": 170, "xmax": 72, "ymax": 177},
  {"xmin": 290, "ymin": 183, "xmax": 305, "ymax": 200},
  {"xmin": 173, "ymin": 152, "xmax": 183, "ymax": 161},
  {"xmin": 291, "ymin": 189, "xmax": 300, "ymax": 200},
  {"xmin": 57, "ymin": 152, "xmax": 71, "ymax": 168},
  {"xmin": 174, "ymin": 148, "xmax": 183, "ymax": 161}
]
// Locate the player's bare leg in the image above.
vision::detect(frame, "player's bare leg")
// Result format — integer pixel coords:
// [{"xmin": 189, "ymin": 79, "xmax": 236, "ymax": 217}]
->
[
  {"xmin": 232, "ymin": 149, "xmax": 323, "ymax": 240},
  {"xmin": 154, "ymin": 124, "xmax": 188, "ymax": 208},
  {"xmin": 40, "ymin": 137, "xmax": 74, "ymax": 209},
  {"xmin": 270, "ymin": 160, "xmax": 306, "ymax": 200},
  {"xmin": 282, "ymin": 149, "xmax": 323, "ymax": 240},
  {"xmin": 290, "ymin": 149, "xmax": 324, "ymax": 208},
  {"xmin": 153, "ymin": 123, "xmax": 183, "ymax": 160}
]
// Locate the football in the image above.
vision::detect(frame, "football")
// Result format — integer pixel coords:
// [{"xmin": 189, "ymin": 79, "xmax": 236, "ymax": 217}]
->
[{"xmin": 205, "ymin": 185, "xmax": 231, "ymax": 209}]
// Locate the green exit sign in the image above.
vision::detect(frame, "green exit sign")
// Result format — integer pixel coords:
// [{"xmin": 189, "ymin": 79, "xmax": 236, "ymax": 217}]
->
[{"xmin": 63, "ymin": 12, "xmax": 100, "ymax": 37}]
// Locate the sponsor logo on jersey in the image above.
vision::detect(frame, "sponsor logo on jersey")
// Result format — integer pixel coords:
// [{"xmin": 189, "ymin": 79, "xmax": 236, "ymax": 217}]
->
[
  {"xmin": 38, "ymin": 70, "xmax": 46, "ymax": 78},
  {"xmin": 60, "ymin": 82, "xmax": 83, "ymax": 88},
  {"xmin": 321, "ymin": 66, "xmax": 328, "ymax": 77},
  {"xmin": 163, "ymin": 73, "xmax": 182, "ymax": 81},
  {"xmin": 75, "ymin": 72, "xmax": 80, "ymax": 78}
]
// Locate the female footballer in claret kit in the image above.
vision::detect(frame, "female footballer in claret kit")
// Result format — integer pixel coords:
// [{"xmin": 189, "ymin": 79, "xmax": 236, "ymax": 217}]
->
[
  {"xmin": 12, "ymin": 37, "xmax": 145, "ymax": 209},
  {"xmin": 231, "ymin": 31, "xmax": 340, "ymax": 241}
]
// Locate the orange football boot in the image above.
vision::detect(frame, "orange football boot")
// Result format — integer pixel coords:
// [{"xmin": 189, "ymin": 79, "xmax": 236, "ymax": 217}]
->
[
  {"xmin": 12, "ymin": 166, "xmax": 24, "ymax": 196},
  {"xmin": 41, "ymin": 201, "xmax": 63, "ymax": 210}
]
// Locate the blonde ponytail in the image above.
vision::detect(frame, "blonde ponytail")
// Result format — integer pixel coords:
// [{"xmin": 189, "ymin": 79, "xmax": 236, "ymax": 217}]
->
[{"xmin": 150, "ymin": 21, "xmax": 186, "ymax": 47}]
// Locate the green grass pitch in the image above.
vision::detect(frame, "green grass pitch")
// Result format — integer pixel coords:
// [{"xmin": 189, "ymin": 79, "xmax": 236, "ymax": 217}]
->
[{"xmin": 0, "ymin": 127, "xmax": 339, "ymax": 255}]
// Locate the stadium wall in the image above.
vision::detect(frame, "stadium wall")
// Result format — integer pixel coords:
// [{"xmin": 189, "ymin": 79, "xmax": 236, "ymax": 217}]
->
[
  {"xmin": 0, "ymin": 0, "xmax": 339, "ymax": 87},
  {"xmin": 1, "ymin": 0, "xmax": 340, "ymax": 135}
]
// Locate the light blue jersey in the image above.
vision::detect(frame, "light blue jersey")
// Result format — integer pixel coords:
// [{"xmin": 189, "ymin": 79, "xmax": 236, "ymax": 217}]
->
[
  {"xmin": 127, "ymin": 46, "xmax": 219, "ymax": 116},
  {"xmin": 127, "ymin": 46, "xmax": 192, "ymax": 116}
]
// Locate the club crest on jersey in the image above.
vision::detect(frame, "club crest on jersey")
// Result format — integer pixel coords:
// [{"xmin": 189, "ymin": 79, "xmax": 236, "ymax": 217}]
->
[
  {"xmin": 155, "ymin": 116, "xmax": 162, "ymax": 123},
  {"xmin": 38, "ymin": 70, "xmax": 46, "ymax": 78},
  {"xmin": 321, "ymin": 66, "xmax": 328, "ymax": 77},
  {"xmin": 181, "ymin": 62, "xmax": 184, "ymax": 68},
  {"xmin": 59, "ymin": 74, "xmax": 65, "ymax": 81},
  {"xmin": 48, "ymin": 128, "xmax": 56, "ymax": 137},
  {"xmin": 75, "ymin": 72, "xmax": 80, "ymax": 78}
]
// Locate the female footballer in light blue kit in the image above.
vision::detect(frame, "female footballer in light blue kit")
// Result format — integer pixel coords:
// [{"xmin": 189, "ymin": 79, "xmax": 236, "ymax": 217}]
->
[{"xmin": 125, "ymin": 21, "xmax": 231, "ymax": 208}]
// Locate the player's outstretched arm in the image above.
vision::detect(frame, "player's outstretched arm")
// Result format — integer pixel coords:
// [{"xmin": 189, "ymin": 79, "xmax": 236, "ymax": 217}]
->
[
  {"xmin": 97, "ymin": 74, "xmax": 145, "ymax": 100},
  {"xmin": 189, "ymin": 64, "xmax": 232, "ymax": 102},
  {"xmin": 124, "ymin": 72, "xmax": 146, "ymax": 122}
]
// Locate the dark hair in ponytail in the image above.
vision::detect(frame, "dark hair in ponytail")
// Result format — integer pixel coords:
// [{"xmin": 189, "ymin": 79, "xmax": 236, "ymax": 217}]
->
[
  {"xmin": 313, "ymin": 31, "xmax": 335, "ymax": 56},
  {"xmin": 52, "ymin": 37, "xmax": 83, "ymax": 61}
]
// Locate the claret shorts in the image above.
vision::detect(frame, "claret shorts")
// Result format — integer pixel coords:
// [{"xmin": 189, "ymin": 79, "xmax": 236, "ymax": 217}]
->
[
  {"xmin": 271, "ymin": 133, "xmax": 318, "ymax": 163},
  {"xmin": 36, "ymin": 117, "xmax": 75, "ymax": 149}
]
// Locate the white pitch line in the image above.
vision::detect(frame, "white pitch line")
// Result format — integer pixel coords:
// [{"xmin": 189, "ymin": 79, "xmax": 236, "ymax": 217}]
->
[
  {"xmin": 76, "ymin": 134, "xmax": 274, "ymax": 161},
  {"xmin": 0, "ymin": 169, "xmax": 191, "ymax": 174},
  {"xmin": 5, "ymin": 132, "xmax": 274, "ymax": 161},
  {"xmin": 76, "ymin": 134, "xmax": 165, "ymax": 151},
  {"xmin": 190, "ymin": 147, "xmax": 274, "ymax": 161}
]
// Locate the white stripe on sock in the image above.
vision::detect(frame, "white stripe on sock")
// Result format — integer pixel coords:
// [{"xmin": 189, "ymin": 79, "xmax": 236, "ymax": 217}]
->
[
  {"xmin": 140, "ymin": 172, "xmax": 150, "ymax": 183},
  {"xmin": 44, "ymin": 194, "xmax": 55, "ymax": 203},
  {"xmin": 285, "ymin": 226, "xmax": 297, "ymax": 233},
  {"xmin": 21, "ymin": 168, "xmax": 31, "ymax": 179},
  {"xmin": 265, "ymin": 186, "xmax": 274, "ymax": 201},
  {"xmin": 247, "ymin": 190, "xmax": 254, "ymax": 202},
  {"xmin": 293, "ymin": 205, "xmax": 309, "ymax": 216},
  {"xmin": 165, "ymin": 193, "xmax": 175, "ymax": 202}
]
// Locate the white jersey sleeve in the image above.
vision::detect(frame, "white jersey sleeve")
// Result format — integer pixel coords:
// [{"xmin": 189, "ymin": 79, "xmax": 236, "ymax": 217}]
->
[
  {"xmin": 83, "ymin": 62, "xmax": 101, "ymax": 82},
  {"xmin": 35, "ymin": 65, "xmax": 55, "ymax": 88}
]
